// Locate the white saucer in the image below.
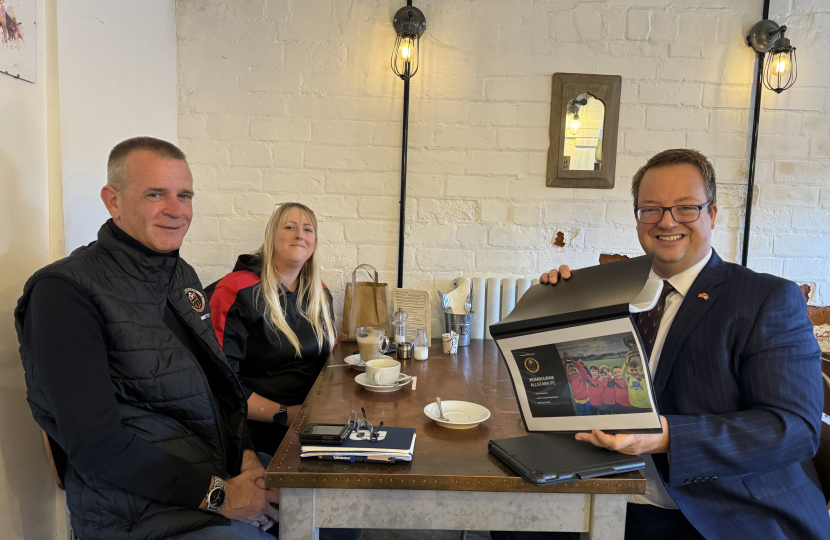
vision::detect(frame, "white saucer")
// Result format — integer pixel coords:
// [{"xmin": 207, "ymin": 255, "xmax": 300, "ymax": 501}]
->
[
  {"xmin": 424, "ymin": 401, "xmax": 491, "ymax": 429},
  {"xmin": 354, "ymin": 372, "xmax": 412, "ymax": 393},
  {"xmin": 344, "ymin": 354, "xmax": 396, "ymax": 371}
]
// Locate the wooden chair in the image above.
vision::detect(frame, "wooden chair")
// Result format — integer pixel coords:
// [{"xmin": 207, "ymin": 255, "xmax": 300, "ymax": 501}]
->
[
  {"xmin": 43, "ymin": 431, "xmax": 78, "ymax": 539},
  {"xmin": 43, "ymin": 429, "xmax": 67, "ymax": 490},
  {"xmin": 814, "ymin": 353, "xmax": 830, "ymax": 509}
]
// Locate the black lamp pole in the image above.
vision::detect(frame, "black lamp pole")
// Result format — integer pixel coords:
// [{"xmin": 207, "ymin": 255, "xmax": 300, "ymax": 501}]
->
[
  {"xmin": 391, "ymin": 1, "xmax": 425, "ymax": 288},
  {"xmin": 398, "ymin": 74, "xmax": 410, "ymax": 288},
  {"xmin": 743, "ymin": 0, "xmax": 797, "ymax": 266},
  {"xmin": 743, "ymin": 15, "xmax": 766, "ymax": 267}
]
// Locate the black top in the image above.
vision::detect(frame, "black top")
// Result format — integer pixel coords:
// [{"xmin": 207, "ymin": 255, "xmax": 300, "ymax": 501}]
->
[
  {"xmin": 207, "ymin": 254, "xmax": 334, "ymax": 407},
  {"xmin": 23, "ymin": 220, "xmax": 250, "ymax": 509}
]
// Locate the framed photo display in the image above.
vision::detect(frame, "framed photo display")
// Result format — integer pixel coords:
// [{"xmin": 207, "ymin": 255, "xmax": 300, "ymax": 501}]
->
[{"xmin": 490, "ymin": 254, "xmax": 663, "ymax": 434}]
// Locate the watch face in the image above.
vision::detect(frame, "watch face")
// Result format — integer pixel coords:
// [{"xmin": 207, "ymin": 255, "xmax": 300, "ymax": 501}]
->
[{"xmin": 209, "ymin": 488, "xmax": 225, "ymax": 509}]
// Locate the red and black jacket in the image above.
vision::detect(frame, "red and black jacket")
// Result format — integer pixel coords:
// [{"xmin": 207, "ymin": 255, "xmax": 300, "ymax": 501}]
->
[{"xmin": 206, "ymin": 254, "xmax": 334, "ymax": 407}]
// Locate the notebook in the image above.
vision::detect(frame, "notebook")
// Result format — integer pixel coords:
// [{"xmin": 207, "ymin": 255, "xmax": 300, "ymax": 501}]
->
[
  {"xmin": 488, "ymin": 432, "xmax": 645, "ymax": 485},
  {"xmin": 300, "ymin": 426, "xmax": 416, "ymax": 462}
]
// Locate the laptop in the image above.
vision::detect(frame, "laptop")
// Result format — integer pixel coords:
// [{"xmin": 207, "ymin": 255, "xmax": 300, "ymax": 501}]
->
[{"xmin": 487, "ymin": 255, "xmax": 661, "ymax": 484}]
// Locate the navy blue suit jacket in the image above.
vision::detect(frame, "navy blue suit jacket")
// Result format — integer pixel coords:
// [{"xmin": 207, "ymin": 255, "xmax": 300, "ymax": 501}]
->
[{"xmin": 652, "ymin": 251, "xmax": 830, "ymax": 539}]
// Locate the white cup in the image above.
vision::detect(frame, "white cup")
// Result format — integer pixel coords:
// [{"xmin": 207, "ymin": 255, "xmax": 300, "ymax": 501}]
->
[
  {"xmin": 442, "ymin": 332, "xmax": 459, "ymax": 354},
  {"xmin": 365, "ymin": 358, "xmax": 401, "ymax": 386}
]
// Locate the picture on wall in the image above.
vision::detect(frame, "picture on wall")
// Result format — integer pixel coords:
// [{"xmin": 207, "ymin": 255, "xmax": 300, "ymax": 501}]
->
[{"xmin": 0, "ymin": 0, "xmax": 36, "ymax": 82}]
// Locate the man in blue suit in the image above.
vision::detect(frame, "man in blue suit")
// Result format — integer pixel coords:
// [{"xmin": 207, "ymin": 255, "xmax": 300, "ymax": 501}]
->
[{"xmin": 493, "ymin": 149, "xmax": 829, "ymax": 540}]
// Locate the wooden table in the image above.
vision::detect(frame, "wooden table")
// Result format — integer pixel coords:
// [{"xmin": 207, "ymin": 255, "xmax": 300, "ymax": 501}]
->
[{"xmin": 266, "ymin": 340, "xmax": 645, "ymax": 540}]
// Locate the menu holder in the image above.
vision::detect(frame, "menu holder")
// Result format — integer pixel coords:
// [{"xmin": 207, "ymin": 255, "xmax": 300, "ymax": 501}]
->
[
  {"xmin": 490, "ymin": 254, "xmax": 663, "ymax": 434},
  {"xmin": 392, "ymin": 289, "xmax": 431, "ymax": 342}
]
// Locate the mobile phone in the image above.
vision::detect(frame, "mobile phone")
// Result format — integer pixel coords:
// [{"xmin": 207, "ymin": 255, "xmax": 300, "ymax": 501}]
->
[{"xmin": 299, "ymin": 423, "xmax": 349, "ymax": 445}]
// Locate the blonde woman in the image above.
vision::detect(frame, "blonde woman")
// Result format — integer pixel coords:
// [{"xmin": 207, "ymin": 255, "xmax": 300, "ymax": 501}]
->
[{"xmin": 208, "ymin": 203, "xmax": 336, "ymax": 455}]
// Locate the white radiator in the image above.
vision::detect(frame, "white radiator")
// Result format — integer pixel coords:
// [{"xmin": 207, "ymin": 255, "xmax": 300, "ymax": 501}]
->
[{"xmin": 454, "ymin": 277, "xmax": 539, "ymax": 340}]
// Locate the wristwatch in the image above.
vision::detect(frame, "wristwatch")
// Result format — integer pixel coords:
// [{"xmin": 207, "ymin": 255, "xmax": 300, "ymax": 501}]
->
[
  {"xmin": 273, "ymin": 405, "xmax": 288, "ymax": 426},
  {"xmin": 204, "ymin": 476, "xmax": 226, "ymax": 513}
]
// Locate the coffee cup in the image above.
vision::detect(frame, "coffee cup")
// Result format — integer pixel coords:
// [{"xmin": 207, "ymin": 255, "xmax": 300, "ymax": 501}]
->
[
  {"xmin": 365, "ymin": 358, "xmax": 401, "ymax": 386},
  {"xmin": 356, "ymin": 326, "xmax": 391, "ymax": 362},
  {"xmin": 442, "ymin": 331, "xmax": 459, "ymax": 354}
]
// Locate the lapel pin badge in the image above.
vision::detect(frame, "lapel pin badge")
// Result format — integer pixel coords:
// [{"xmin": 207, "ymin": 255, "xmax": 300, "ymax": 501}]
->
[{"xmin": 698, "ymin": 293, "xmax": 709, "ymax": 300}]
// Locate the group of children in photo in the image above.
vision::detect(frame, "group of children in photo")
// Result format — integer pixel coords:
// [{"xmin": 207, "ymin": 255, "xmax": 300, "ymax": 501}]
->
[{"xmin": 563, "ymin": 351, "xmax": 652, "ymax": 415}]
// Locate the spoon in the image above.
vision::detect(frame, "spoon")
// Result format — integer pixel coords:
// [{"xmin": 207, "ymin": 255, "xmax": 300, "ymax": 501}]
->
[
  {"xmin": 437, "ymin": 290, "xmax": 452, "ymax": 314},
  {"xmin": 436, "ymin": 397, "xmax": 448, "ymax": 421}
]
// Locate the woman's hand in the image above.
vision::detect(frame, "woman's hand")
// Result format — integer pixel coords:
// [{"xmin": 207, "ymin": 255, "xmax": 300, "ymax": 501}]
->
[{"xmin": 286, "ymin": 404, "xmax": 302, "ymax": 426}]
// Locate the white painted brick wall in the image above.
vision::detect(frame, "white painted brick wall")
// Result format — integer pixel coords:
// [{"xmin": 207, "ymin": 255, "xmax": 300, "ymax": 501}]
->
[{"xmin": 177, "ymin": 0, "xmax": 830, "ymax": 335}]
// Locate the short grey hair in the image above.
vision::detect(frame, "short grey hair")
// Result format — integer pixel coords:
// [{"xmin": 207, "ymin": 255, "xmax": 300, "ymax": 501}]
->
[
  {"xmin": 106, "ymin": 136, "xmax": 187, "ymax": 192},
  {"xmin": 630, "ymin": 148, "xmax": 716, "ymax": 209}
]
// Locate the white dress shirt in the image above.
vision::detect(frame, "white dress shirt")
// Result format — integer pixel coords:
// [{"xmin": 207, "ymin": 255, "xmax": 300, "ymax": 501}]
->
[{"xmin": 630, "ymin": 248, "xmax": 713, "ymax": 509}]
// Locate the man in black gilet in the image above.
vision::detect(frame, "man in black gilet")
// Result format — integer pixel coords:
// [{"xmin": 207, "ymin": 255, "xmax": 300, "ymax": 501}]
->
[{"xmin": 15, "ymin": 137, "xmax": 289, "ymax": 540}]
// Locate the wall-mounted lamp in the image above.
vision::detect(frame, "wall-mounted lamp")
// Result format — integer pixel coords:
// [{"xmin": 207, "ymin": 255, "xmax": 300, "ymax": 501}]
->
[
  {"xmin": 747, "ymin": 19, "xmax": 798, "ymax": 93},
  {"xmin": 391, "ymin": 6, "xmax": 425, "ymax": 80},
  {"xmin": 741, "ymin": 4, "xmax": 798, "ymax": 268},
  {"xmin": 392, "ymin": 2, "xmax": 427, "ymax": 288}
]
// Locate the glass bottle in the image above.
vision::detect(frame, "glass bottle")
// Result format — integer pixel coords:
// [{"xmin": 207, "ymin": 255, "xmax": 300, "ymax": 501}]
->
[
  {"xmin": 392, "ymin": 308, "xmax": 408, "ymax": 345},
  {"xmin": 413, "ymin": 327, "xmax": 429, "ymax": 361}
]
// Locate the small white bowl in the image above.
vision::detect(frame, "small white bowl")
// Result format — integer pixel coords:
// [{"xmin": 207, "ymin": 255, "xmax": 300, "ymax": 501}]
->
[
  {"xmin": 344, "ymin": 353, "xmax": 395, "ymax": 371},
  {"xmin": 424, "ymin": 400, "xmax": 491, "ymax": 429}
]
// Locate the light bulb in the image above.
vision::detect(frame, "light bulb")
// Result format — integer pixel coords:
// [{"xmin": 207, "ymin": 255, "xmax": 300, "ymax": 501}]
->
[
  {"xmin": 398, "ymin": 37, "xmax": 415, "ymax": 61},
  {"xmin": 771, "ymin": 52, "xmax": 791, "ymax": 76},
  {"xmin": 567, "ymin": 115, "xmax": 581, "ymax": 135}
]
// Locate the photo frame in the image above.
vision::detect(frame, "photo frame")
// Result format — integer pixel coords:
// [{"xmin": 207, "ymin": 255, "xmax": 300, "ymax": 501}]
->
[{"xmin": 497, "ymin": 317, "xmax": 661, "ymax": 433}]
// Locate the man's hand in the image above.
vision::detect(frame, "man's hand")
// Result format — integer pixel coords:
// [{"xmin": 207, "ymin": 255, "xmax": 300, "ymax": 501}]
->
[
  {"xmin": 575, "ymin": 415, "xmax": 670, "ymax": 455},
  {"xmin": 540, "ymin": 265, "xmax": 571, "ymax": 284},
  {"xmin": 218, "ymin": 469, "xmax": 280, "ymax": 529},
  {"xmin": 240, "ymin": 449, "xmax": 265, "ymax": 476}
]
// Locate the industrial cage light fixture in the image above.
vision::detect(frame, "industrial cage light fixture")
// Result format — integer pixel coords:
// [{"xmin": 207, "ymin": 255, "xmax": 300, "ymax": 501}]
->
[
  {"xmin": 391, "ymin": 4, "xmax": 426, "ymax": 80},
  {"xmin": 747, "ymin": 19, "xmax": 798, "ymax": 94}
]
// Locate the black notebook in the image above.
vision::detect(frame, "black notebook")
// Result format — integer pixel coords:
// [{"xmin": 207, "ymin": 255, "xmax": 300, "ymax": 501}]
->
[
  {"xmin": 300, "ymin": 426, "xmax": 416, "ymax": 461},
  {"xmin": 489, "ymin": 432, "xmax": 645, "ymax": 485}
]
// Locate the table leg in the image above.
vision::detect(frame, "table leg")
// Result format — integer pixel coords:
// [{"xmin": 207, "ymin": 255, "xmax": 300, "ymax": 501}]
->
[
  {"xmin": 581, "ymin": 494, "xmax": 627, "ymax": 540},
  {"xmin": 279, "ymin": 488, "xmax": 318, "ymax": 540}
]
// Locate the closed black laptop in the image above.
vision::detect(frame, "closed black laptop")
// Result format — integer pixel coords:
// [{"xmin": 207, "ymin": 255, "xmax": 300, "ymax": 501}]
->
[{"xmin": 489, "ymin": 432, "xmax": 645, "ymax": 485}]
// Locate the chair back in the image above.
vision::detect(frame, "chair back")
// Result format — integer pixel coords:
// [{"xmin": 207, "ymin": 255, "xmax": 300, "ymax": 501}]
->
[
  {"xmin": 42, "ymin": 430, "xmax": 67, "ymax": 490},
  {"xmin": 813, "ymin": 354, "xmax": 830, "ymax": 508}
]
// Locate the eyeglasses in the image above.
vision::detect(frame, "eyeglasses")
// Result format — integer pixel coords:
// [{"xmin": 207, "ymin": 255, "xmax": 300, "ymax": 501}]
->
[
  {"xmin": 634, "ymin": 202, "xmax": 712, "ymax": 224},
  {"xmin": 346, "ymin": 408, "xmax": 384, "ymax": 441}
]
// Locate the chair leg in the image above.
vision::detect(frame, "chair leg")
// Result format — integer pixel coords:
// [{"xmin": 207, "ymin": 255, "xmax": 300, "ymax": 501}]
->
[{"xmin": 459, "ymin": 532, "xmax": 467, "ymax": 540}]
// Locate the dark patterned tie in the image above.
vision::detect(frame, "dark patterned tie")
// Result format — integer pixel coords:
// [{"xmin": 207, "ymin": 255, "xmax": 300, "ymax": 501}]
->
[{"xmin": 636, "ymin": 280, "xmax": 676, "ymax": 360}]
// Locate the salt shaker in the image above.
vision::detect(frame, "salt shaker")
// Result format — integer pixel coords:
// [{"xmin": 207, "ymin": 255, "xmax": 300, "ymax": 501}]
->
[
  {"xmin": 413, "ymin": 327, "xmax": 429, "ymax": 361},
  {"xmin": 392, "ymin": 308, "xmax": 408, "ymax": 344}
]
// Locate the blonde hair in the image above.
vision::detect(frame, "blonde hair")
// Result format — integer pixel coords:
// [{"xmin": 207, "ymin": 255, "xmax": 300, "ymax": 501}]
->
[{"xmin": 252, "ymin": 203, "xmax": 336, "ymax": 357}]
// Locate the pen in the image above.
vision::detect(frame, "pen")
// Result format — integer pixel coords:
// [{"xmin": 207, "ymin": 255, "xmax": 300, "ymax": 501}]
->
[{"xmin": 318, "ymin": 455, "xmax": 397, "ymax": 463}]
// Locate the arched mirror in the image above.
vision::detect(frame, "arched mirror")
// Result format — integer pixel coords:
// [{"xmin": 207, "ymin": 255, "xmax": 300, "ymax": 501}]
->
[{"xmin": 547, "ymin": 73, "xmax": 621, "ymax": 189}]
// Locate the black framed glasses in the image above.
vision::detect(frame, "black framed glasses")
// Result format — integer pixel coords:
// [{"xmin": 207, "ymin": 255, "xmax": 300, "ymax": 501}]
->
[
  {"xmin": 346, "ymin": 408, "xmax": 384, "ymax": 441},
  {"xmin": 634, "ymin": 202, "xmax": 712, "ymax": 224}
]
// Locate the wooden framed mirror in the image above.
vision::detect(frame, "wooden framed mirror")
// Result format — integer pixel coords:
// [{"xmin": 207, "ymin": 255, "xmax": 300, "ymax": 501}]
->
[{"xmin": 546, "ymin": 73, "xmax": 622, "ymax": 189}]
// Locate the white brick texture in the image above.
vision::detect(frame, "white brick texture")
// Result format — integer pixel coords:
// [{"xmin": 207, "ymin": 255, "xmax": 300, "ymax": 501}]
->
[{"xmin": 178, "ymin": 0, "xmax": 830, "ymax": 320}]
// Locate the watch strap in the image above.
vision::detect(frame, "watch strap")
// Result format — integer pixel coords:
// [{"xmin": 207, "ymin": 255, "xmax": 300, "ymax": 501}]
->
[
  {"xmin": 205, "ymin": 476, "xmax": 225, "ymax": 512},
  {"xmin": 273, "ymin": 405, "xmax": 288, "ymax": 426}
]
